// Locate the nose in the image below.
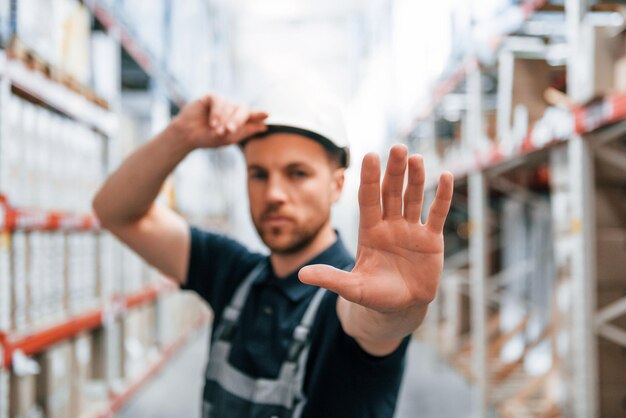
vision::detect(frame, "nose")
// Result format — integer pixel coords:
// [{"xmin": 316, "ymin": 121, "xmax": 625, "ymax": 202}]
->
[{"xmin": 265, "ymin": 174, "xmax": 288, "ymax": 203}]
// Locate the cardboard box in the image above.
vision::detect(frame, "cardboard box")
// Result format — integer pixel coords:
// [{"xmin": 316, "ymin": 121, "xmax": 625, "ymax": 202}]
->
[
  {"xmin": 9, "ymin": 373, "xmax": 37, "ymax": 418},
  {"xmin": 600, "ymin": 387, "xmax": 626, "ymax": 418},
  {"xmin": 596, "ymin": 228, "xmax": 626, "ymax": 285},
  {"xmin": 598, "ymin": 340, "xmax": 626, "ymax": 386},
  {"xmin": 511, "ymin": 58, "xmax": 564, "ymax": 128},
  {"xmin": 70, "ymin": 333, "xmax": 93, "ymax": 418},
  {"xmin": 598, "ymin": 338, "xmax": 626, "ymax": 418},
  {"xmin": 36, "ymin": 342, "xmax": 72, "ymax": 418},
  {"xmin": 11, "ymin": 231, "xmax": 30, "ymax": 332},
  {"xmin": 596, "ymin": 188, "xmax": 626, "ymax": 229},
  {"xmin": 593, "ymin": 27, "xmax": 626, "ymax": 96}
]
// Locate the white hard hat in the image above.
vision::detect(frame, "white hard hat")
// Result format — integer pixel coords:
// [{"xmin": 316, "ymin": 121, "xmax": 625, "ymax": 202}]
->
[{"xmin": 247, "ymin": 75, "xmax": 350, "ymax": 167}]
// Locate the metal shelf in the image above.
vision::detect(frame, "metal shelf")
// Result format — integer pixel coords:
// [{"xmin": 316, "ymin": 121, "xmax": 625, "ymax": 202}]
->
[
  {"xmin": 401, "ymin": 0, "xmax": 550, "ymax": 136},
  {"xmin": 421, "ymin": 91, "xmax": 626, "ymax": 190},
  {"xmin": 0, "ymin": 52, "xmax": 117, "ymax": 136},
  {"xmin": 0, "ymin": 281, "xmax": 177, "ymax": 368},
  {"xmin": 413, "ymin": 1, "xmax": 626, "ymax": 416},
  {"xmin": 0, "ymin": 194, "xmax": 100, "ymax": 232},
  {"xmin": 87, "ymin": 1, "xmax": 189, "ymax": 107}
]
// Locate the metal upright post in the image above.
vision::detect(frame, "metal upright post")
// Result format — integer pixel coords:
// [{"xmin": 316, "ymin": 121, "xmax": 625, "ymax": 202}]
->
[
  {"xmin": 568, "ymin": 136, "xmax": 598, "ymax": 418},
  {"xmin": 564, "ymin": 0, "xmax": 599, "ymax": 416},
  {"xmin": 469, "ymin": 171, "xmax": 488, "ymax": 418},
  {"xmin": 0, "ymin": 62, "xmax": 9, "ymax": 418},
  {"xmin": 467, "ymin": 63, "xmax": 489, "ymax": 417}
]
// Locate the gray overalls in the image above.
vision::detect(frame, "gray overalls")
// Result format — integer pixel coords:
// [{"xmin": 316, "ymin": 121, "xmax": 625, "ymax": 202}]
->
[{"xmin": 202, "ymin": 262, "xmax": 343, "ymax": 418}]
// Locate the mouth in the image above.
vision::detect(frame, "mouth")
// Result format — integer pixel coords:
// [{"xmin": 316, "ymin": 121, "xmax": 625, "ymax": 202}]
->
[{"xmin": 262, "ymin": 215, "xmax": 293, "ymax": 228}]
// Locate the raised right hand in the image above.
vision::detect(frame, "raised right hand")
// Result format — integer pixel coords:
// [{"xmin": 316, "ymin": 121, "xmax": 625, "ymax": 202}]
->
[{"xmin": 170, "ymin": 94, "xmax": 269, "ymax": 150}]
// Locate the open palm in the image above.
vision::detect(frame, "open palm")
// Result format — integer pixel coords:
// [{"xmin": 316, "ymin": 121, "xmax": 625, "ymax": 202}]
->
[{"xmin": 299, "ymin": 145, "xmax": 454, "ymax": 314}]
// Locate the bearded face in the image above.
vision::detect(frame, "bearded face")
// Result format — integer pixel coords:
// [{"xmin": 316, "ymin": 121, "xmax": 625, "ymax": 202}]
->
[{"xmin": 243, "ymin": 133, "xmax": 342, "ymax": 254}]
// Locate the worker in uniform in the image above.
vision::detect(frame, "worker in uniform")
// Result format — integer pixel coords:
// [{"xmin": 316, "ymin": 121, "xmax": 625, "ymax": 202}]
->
[{"xmin": 92, "ymin": 79, "xmax": 454, "ymax": 418}]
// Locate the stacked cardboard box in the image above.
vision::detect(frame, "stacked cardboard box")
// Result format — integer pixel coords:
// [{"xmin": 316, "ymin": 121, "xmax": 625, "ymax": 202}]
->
[
  {"xmin": 16, "ymin": 0, "xmax": 92, "ymax": 84},
  {"xmin": 505, "ymin": 57, "xmax": 566, "ymax": 147},
  {"xmin": 67, "ymin": 233, "xmax": 99, "ymax": 315},
  {"xmin": 9, "ymin": 373, "xmax": 42, "ymax": 418},
  {"xmin": 595, "ymin": 153, "xmax": 626, "ymax": 417},
  {"xmin": 36, "ymin": 342, "xmax": 72, "ymax": 418},
  {"xmin": 593, "ymin": 27, "xmax": 626, "ymax": 97},
  {"xmin": 0, "ymin": 95, "xmax": 104, "ymax": 212},
  {"xmin": 70, "ymin": 333, "xmax": 94, "ymax": 418},
  {"xmin": 11, "ymin": 232, "xmax": 29, "ymax": 331}
]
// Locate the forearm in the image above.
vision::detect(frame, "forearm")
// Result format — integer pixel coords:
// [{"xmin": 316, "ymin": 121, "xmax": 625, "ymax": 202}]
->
[
  {"xmin": 336, "ymin": 296, "xmax": 428, "ymax": 356},
  {"xmin": 93, "ymin": 124, "xmax": 193, "ymax": 226}
]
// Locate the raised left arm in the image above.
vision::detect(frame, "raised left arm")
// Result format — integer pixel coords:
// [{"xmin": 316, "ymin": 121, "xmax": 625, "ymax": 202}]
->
[{"xmin": 299, "ymin": 145, "xmax": 454, "ymax": 356}]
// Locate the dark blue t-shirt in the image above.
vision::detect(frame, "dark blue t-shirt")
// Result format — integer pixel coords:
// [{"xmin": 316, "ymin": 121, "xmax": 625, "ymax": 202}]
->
[{"xmin": 183, "ymin": 226, "xmax": 409, "ymax": 418}]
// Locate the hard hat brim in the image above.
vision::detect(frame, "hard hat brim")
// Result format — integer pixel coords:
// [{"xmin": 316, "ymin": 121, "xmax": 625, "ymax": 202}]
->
[{"xmin": 240, "ymin": 125, "xmax": 350, "ymax": 168}]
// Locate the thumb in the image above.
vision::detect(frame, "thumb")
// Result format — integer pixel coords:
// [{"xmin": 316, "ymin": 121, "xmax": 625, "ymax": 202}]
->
[{"xmin": 299, "ymin": 264, "xmax": 362, "ymax": 303}]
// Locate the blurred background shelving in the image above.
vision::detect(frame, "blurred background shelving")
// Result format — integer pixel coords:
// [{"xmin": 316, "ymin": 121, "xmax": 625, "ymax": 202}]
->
[
  {"xmin": 0, "ymin": 1, "xmax": 211, "ymax": 418},
  {"xmin": 407, "ymin": 1, "xmax": 626, "ymax": 417},
  {"xmin": 0, "ymin": 0, "xmax": 624, "ymax": 417}
]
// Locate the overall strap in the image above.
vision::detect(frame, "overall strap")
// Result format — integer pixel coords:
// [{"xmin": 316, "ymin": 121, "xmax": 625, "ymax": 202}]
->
[
  {"xmin": 286, "ymin": 287, "xmax": 327, "ymax": 362},
  {"xmin": 214, "ymin": 261, "xmax": 266, "ymax": 341},
  {"xmin": 286, "ymin": 261, "xmax": 355, "ymax": 362}
]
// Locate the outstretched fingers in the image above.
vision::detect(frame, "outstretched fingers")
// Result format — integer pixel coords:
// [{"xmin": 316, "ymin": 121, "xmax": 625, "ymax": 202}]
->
[
  {"xmin": 426, "ymin": 172, "xmax": 454, "ymax": 233},
  {"xmin": 403, "ymin": 154, "xmax": 425, "ymax": 223},
  {"xmin": 358, "ymin": 153, "xmax": 382, "ymax": 229},
  {"xmin": 381, "ymin": 145, "xmax": 408, "ymax": 220}
]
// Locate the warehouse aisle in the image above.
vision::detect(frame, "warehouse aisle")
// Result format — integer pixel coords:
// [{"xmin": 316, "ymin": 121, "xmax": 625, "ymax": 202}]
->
[
  {"xmin": 394, "ymin": 341, "xmax": 474, "ymax": 418},
  {"xmin": 117, "ymin": 330, "xmax": 472, "ymax": 418},
  {"xmin": 117, "ymin": 326, "xmax": 210, "ymax": 418}
]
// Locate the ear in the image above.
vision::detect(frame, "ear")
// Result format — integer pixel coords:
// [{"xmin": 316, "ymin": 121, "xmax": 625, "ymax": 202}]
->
[{"xmin": 330, "ymin": 168, "xmax": 345, "ymax": 203}]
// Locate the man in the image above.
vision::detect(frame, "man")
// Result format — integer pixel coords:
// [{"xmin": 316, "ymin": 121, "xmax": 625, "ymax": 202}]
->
[{"xmin": 92, "ymin": 81, "xmax": 453, "ymax": 418}]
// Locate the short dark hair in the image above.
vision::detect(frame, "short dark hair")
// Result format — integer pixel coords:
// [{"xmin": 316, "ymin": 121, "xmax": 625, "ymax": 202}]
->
[{"xmin": 240, "ymin": 125, "xmax": 350, "ymax": 168}]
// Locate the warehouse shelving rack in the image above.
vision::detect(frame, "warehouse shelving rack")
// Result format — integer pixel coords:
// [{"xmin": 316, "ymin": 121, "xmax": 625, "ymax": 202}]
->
[
  {"xmin": 0, "ymin": 3, "xmax": 214, "ymax": 417},
  {"xmin": 0, "ymin": 194, "xmax": 99, "ymax": 231},
  {"xmin": 85, "ymin": 0, "xmax": 189, "ymax": 108},
  {"xmin": 0, "ymin": 51, "xmax": 117, "ymax": 137},
  {"xmin": 404, "ymin": 1, "xmax": 626, "ymax": 417},
  {"xmin": 0, "ymin": 281, "xmax": 178, "ymax": 369},
  {"xmin": 91, "ymin": 315, "xmax": 209, "ymax": 418}
]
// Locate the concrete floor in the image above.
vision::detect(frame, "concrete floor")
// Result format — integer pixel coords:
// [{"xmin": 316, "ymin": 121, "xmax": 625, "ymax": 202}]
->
[{"xmin": 117, "ymin": 326, "xmax": 473, "ymax": 418}]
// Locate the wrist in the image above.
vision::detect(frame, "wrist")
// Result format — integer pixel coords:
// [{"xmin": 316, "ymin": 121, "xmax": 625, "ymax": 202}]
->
[
  {"xmin": 337, "ymin": 297, "xmax": 428, "ymax": 342},
  {"xmin": 162, "ymin": 118, "xmax": 197, "ymax": 155}
]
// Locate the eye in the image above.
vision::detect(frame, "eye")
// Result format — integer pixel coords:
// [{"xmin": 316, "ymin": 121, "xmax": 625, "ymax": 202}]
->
[
  {"xmin": 248, "ymin": 170, "xmax": 268, "ymax": 180},
  {"xmin": 289, "ymin": 169, "xmax": 309, "ymax": 179}
]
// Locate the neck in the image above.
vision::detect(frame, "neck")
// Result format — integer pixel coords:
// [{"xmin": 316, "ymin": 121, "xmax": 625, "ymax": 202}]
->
[{"xmin": 270, "ymin": 224, "xmax": 337, "ymax": 278}]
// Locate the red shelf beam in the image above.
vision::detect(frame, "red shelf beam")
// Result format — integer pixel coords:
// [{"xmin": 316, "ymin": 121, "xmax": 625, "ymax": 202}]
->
[
  {"xmin": 421, "ymin": 91, "xmax": 626, "ymax": 190},
  {"xmin": 0, "ymin": 194, "xmax": 100, "ymax": 232},
  {"xmin": 0, "ymin": 283, "xmax": 177, "ymax": 368},
  {"xmin": 573, "ymin": 93, "xmax": 626, "ymax": 134}
]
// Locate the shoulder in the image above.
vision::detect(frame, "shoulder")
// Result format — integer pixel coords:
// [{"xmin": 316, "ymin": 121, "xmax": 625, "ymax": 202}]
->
[
  {"xmin": 188, "ymin": 225, "xmax": 264, "ymax": 265},
  {"xmin": 183, "ymin": 225, "xmax": 265, "ymax": 307},
  {"xmin": 190, "ymin": 226, "xmax": 256, "ymax": 254}
]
